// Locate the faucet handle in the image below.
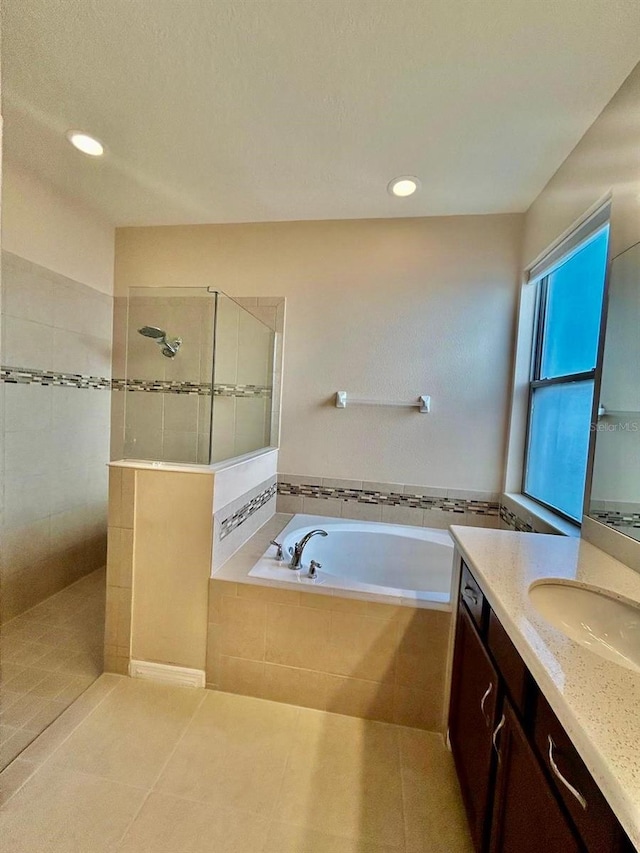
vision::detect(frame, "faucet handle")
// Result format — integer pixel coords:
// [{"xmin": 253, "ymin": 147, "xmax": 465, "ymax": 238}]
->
[
  {"xmin": 270, "ymin": 540, "xmax": 284, "ymax": 561},
  {"xmin": 308, "ymin": 559, "xmax": 322, "ymax": 579}
]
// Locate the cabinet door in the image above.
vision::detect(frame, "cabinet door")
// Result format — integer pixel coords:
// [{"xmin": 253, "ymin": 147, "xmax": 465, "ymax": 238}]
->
[
  {"xmin": 449, "ymin": 602, "xmax": 499, "ymax": 851},
  {"xmin": 490, "ymin": 700, "xmax": 581, "ymax": 853}
]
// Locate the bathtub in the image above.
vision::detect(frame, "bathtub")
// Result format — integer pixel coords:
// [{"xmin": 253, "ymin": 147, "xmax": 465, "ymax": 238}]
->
[{"xmin": 248, "ymin": 514, "xmax": 454, "ymax": 609}]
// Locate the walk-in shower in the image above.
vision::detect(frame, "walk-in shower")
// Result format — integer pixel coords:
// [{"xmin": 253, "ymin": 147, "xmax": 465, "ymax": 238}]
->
[{"xmin": 111, "ymin": 287, "xmax": 280, "ymax": 465}]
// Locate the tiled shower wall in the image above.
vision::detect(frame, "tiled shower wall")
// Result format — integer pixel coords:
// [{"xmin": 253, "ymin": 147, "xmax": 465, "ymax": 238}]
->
[
  {"xmin": 0, "ymin": 252, "xmax": 112, "ymax": 622},
  {"xmin": 111, "ymin": 293, "xmax": 215, "ymax": 463},
  {"xmin": 110, "ymin": 293, "xmax": 282, "ymax": 465}
]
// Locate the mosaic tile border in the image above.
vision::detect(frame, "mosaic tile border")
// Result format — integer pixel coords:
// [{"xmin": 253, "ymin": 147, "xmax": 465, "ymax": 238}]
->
[
  {"xmin": 277, "ymin": 481, "xmax": 500, "ymax": 518},
  {"xmin": 1, "ymin": 367, "xmax": 271, "ymax": 399},
  {"xmin": 589, "ymin": 510, "xmax": 640, "ymax": 529},
  {"xmin": 1, "ymin": 365, "xmax": 111, "ymax": 390},
  {"xmin": 220, "ymin": 483, "xmax": 277, "ymax": 540},
  {"xmin": 113, "ymin": 378, "xmax": 272, "ymax": 397},
  {"xmin": 499, "ymin": 504, "xmax": 534, "ymax": 533}
]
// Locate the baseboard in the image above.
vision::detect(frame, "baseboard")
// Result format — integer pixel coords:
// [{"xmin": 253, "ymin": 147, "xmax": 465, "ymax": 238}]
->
[{"xmin": 128, "ymin": 659, "xmax": 205, "ymax": 688}]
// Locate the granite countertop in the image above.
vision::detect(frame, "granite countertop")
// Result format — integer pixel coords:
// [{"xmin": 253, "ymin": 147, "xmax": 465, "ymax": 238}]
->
[{"xmin": 448, "ymin": 526, "xmax": 640, "ymax": 849}]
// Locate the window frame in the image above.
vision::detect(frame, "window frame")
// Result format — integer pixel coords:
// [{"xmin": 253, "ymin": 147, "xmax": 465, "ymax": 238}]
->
[{"xmin": 522, "ymin": 224, "xmax": 609, "ymax": 525}]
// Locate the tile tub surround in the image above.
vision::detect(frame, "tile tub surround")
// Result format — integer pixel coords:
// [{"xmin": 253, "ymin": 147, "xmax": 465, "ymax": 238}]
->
[
  {"xmin": 207, "ymin": 515, "xmax": 451, "ymax": 731},
  {"xmin": 212, "ymin": 475, "xmax": 277, "ymax": 571},
  {"xmin": 276, "ymin": 475, "xmax": 501, "ymax": 528},
  {"xmin": 449, "ymin": 525, "xmax": 640, "ymax": 849},
  {"xmin": 0, "ymin": 675, "xmax": 472, "ymax": 853},
  {"xmin": 0, "ymin": 252, "xmax": 113, "ymax": 622}
]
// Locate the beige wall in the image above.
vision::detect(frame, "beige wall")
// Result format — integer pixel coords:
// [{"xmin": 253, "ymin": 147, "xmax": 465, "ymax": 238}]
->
[
  {"xmin": 506, "ymin": 61, "xmax": 640, "ymax": 561},
  {"xmin": 523, "ymin": 61, "xmax": 640, "ymax": 267},
  {"xmin": 115, "ymin": 214, "xmax": 523, "ymax": 492},
  {"xmin": 2, "ymin": 158, "xmax": 115, "ymax": 295}
]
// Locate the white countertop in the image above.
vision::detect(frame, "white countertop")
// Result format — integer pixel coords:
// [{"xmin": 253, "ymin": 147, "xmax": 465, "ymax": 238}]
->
[{"xmin": 448, "ymin": 526, "xmax": 640, "ymax": 849}]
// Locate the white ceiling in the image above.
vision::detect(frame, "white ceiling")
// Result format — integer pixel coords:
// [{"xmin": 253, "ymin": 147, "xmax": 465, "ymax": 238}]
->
[{"xmin": 3, "ymin": 0, "xmax": 639, "ymax": 226}]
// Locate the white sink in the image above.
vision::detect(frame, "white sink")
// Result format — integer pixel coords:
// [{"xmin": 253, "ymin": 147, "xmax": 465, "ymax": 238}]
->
[{"xmin": 529, "ymin": 581, "xmax": 640, "ymax": 674}]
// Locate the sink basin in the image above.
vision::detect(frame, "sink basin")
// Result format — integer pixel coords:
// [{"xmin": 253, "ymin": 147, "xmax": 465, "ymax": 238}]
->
[{"xmin": 529, "ymin": 581, "xmax": 640, "ymax": 673}]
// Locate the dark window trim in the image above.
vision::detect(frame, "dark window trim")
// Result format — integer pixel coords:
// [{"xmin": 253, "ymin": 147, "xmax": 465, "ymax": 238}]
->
[{"xmin": 522, "ymin": 223, "xmax": 610, "ymax": 525}]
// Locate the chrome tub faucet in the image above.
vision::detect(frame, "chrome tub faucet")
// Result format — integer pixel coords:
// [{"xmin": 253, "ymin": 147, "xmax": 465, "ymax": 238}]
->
[{"xmin": 288, "ymin": 529, "xmax": 328, "ymax": 569}]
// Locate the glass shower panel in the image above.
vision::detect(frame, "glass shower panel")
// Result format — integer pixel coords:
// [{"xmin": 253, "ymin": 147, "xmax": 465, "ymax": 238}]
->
[
  {"xmin": 124, "ymin": 287, "xmax": 216, "ymax": 463},
  {"xmin": 211, "ymin": 296, "xmax": 275, "ymax": 462}
]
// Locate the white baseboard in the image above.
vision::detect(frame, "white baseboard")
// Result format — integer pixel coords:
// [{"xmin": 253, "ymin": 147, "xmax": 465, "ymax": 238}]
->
[{"xmin": 128, "ymin": 659, "xmax": 205, "ymax": 688}]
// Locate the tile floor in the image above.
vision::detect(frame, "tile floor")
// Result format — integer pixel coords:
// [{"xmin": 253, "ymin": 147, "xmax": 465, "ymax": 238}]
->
[
  {"xmin": 0, "ymin": 674, "xmax": 472, "ymax": 852},
  {"xmin": 0, "ymin": 568, "xmax": 105, "ymax": 771}
]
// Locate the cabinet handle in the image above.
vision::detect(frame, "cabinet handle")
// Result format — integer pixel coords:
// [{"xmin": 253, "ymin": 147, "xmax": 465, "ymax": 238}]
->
[
  {"xmin": 463, "ymin": 585, "xmax": 479, "ymax": 605},
  {"xmin": 480, "ymin": 682, "xmax": 493, "ymax": 726},
  {"xmin": 492, "ymin": 713, "xmax": 506, "ymax": 760},
  {"xmin": 548, "ymin": 736, "xmax": 587, "ymax": 810}
]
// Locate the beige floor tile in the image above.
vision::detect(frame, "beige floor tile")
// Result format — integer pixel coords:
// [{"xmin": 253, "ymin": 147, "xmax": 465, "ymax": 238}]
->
[
  {"xmin": 274, "ymin": 709, "xmax": 405, "ymax": 847},
  {"xmin": 399, "ymin": 728, "xmax": 472, "ymax": 853},
  {"xmin": 0, "ymin": 763, "xmax": 146, "ymax": 853},
  {"xmin": 117, "ymin": 791, "xmax": 270, "ymax": 852},
  {"xmin": 264, "ymin": 822, "xmax": 402, "ymax": 852},
  {"xmin": 19, "ymin": 674, "xmax": 123, "ymax": 766},
  {"xmin": 0, "ymin": 759, "xmax": 37, "ymax": 806},
  {"xmin": 50, "ymin": 678, "xmax": 204, "ymax": 788},
  {"xmin": 0, "ymin": 728, "xmax": 38, "ymax": 771},
  {"xmin": 155, "ymin": 691, "xmax": 298, "ymax": 815}
]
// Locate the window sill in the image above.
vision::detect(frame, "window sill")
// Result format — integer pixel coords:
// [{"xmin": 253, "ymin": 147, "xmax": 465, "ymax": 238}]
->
[{"xmin": 502, "ymin": 493, "xmax": 581, "ymax": 538}]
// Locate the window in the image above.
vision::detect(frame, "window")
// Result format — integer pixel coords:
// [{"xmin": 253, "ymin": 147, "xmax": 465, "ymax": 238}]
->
[{"xmin": 524, "ymin": 225, "xmax": 609, "ymax": 522}]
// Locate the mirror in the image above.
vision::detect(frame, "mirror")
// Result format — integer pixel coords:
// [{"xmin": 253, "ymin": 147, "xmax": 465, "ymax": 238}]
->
[{"xmin": 588, "ymin": 241, "xmax": 640, "ymax": 541}]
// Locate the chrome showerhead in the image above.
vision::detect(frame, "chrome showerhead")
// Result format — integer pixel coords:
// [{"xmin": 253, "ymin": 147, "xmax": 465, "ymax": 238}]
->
[
  {"xmin": 138, "ymin": 325, "xmax": 166, "ymax": 339},
  {"xmin": 137, "ymin": 326, "xmax": 182, "ymax": 358}
]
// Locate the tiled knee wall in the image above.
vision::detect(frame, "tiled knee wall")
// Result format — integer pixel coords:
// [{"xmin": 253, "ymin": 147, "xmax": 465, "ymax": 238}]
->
[
  {"xmin": 104, "ymin": 467, "xmax": 135, "ymax": 675},
  {"xmin": 206, "ymin": 580, "xmax": 450, "ymax": 732}
]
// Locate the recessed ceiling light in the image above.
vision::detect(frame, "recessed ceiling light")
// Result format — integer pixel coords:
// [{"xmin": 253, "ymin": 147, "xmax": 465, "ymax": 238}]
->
[
  {"xmin": 388, "ymin": 176, "xmax": 420, "ymax": 197},
  {"xmin": 66, "ymin": 131, "xmax": 104, "ymax": 157}
]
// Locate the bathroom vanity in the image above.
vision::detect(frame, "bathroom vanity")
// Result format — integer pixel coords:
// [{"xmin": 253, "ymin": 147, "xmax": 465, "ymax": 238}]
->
[{"xmin": 448, "ymin": 526, "xmax": 640, "ymax": 853}]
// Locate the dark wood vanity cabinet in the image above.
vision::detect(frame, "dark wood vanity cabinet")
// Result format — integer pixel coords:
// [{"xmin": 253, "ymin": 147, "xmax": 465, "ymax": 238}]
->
[
  {"xmin": 449, "ymin": 561, "xmax": 634, "ymax": 853},
  {"xmin": 449, "ymin": 603, "xmax": 499, "ymax": 850}
]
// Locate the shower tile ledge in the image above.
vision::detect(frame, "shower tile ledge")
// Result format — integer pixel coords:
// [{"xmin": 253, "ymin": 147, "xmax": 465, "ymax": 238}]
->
[{"xmin": 108, "ymin": 446, "xmax": 278, "ymax": 476}]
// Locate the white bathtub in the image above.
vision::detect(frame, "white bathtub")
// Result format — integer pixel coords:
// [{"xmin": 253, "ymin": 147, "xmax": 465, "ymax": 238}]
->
[{"xmin": 248, "ymin": 514, "xmax": 454, "ymax": 609}]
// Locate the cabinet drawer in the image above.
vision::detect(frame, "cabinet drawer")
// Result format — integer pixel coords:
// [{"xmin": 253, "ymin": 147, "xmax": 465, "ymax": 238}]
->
[
  {"xmin": 460, "ymin": 562, "xmax": 485, "ymax": 633},
  {"xmin": 487, "ymin": 609, "xmax": 528, "ymax": 717},
  {"xmin": 533, "ymin": 692, "xmax": 626, "ymax": 852}
]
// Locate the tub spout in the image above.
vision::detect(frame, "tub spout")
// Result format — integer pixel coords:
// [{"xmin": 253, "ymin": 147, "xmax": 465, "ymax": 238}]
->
[{"xmin": 288, "ymin": 529, "xmax": 328, "ymax": 569}]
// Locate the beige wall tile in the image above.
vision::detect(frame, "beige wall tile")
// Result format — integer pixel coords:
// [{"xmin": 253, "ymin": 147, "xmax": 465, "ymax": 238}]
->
[
  {"xmin": 327, "ymin": 612, "xmax": 397, "ymax": 683},
  {"xmin": 218, "ymin": 655, "xmax": 264, "ymax": 697},
  {"xmin": 394, "ymin": 685, "xmax": 443, "ymax": 731},
  {"xmin": 107, "ymin": 468, "xmax": 122, "ymax": 527},
  {"xmin": 324, "ymin": 675, "xmax": 395, "ymax": 723},
  {"xmin": 301, "ymin": 592, "xmax": 369, "ymax": 615},
  {"xmin": 381, "ymin": 504, "xmax": 424, "ymax": 527},
  {"xmin": 263, "ymin": 663, "xmax": 328, "ymax": 710},
  {"xmin": 276, "ymin": 493, "xmax": 303, "ymax": 514},
  {"xmin": 340, "ymin": 501, "xmax": 383, "ymax": 522},
  {"xmin": 131, "ymin": 469, "xmax": 213, "ymax": 670},
  {"xmin": 220, "ymin": 596, "xmax": 267, "ymax": 660},
  {"xmin": 120, "ymin": 468, "xmax": 135, "ymax": 528},
  {"xmin": 236, "ymin": 583, "xmax": 301, "ymax": 605},
  {"xmin": 301, "ymin": 496, "xmax": 342, "ymax": 517},
  {"xmin": 265, "ymin": 603, "xmax": 332, "ymax": 671}
]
